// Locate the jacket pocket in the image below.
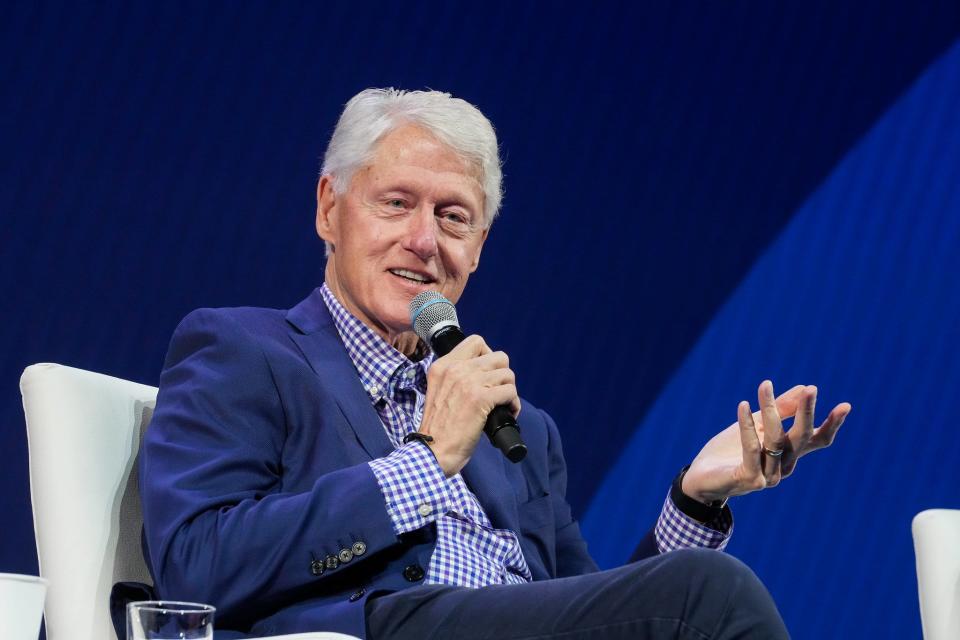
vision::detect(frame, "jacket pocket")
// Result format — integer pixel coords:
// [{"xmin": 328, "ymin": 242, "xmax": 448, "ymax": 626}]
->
[{"xmin": 518, "ymin": 493, "xmax": 553, "ymax": 531}]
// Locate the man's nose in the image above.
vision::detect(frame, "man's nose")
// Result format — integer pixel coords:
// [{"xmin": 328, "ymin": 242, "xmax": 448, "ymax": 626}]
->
[{"xmin": 402, "ymin": 207, "xmax": 439, "ymax": 260}]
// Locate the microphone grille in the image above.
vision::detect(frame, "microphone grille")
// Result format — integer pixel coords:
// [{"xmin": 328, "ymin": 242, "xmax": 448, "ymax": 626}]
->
[{"xmin": 409, "ymin": 290, "xmax": 459, "ymax": 343}]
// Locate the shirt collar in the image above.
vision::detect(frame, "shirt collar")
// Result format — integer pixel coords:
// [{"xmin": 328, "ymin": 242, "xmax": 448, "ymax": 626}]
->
[{"xmin": 319, "ymin": 283, "xmax": 433, "ymax": 403}]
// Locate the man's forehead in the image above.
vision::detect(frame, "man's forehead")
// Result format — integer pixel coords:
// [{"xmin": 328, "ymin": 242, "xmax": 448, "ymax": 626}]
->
[
  {"xmin": 353, "ymin": 126, "xmax": 484, "ymax": 203},
  {"xmin": 369, "ymin": 124, "xmax": 482, "ymax": 181}
]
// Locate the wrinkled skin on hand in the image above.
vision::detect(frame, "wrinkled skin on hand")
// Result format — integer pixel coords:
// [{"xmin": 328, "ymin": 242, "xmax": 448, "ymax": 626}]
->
[{"xmin": 683, "ymin": 381, "xmax": 851, "ymax": 504}]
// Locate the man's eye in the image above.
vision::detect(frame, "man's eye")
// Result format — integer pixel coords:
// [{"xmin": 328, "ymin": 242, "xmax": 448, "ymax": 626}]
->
[
  {"xmin": 387, "ymin": 199, "xmax": 405, "ymax": 208},
  {"xmin": 440, "ymin": 212, "xmax": 468, "ymax": 225}
]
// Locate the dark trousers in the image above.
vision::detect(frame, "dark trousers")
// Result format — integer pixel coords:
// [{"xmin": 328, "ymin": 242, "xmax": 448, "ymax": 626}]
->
[{"xmin": 366, "ymin": 549, "xmax": 789, "ymax": 639}]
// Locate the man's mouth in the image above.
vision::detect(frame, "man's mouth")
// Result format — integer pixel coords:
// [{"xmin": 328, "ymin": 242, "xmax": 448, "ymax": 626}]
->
[{"xmin": 388, "ymin": 268, "xmax": 435, "ymax": 284}]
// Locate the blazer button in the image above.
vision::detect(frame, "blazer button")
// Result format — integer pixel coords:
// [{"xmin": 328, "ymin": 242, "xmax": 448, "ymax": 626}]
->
[
  {"xmin": 310, "ymin": 559, "xmax": 325, "ymax": 576},
  {"xmin": 324, "ymin": 554, "xmax": 340, "ymax": 571},
  {"xmin": 352, "ymin": 541, "xmax": 367, "ymax": 556},
  {"xmin": 338, "ymin": 548, "xmax": 354, "ymax": 564},
  {"xmin": 403, "ymin": 564, "xmax": 425, "ymax": 582},
  {"xmin": 349, "ymin": 588, "xmax": 366, "ymax": 602}
]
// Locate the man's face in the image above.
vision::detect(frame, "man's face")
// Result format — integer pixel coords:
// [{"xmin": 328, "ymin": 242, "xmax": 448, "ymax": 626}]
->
[{"xmin": 316, "ymin": 124, "xmax": 488, "ymax": 340}]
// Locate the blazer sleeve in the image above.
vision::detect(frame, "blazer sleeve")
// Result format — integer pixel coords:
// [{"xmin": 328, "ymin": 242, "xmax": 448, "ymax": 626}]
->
[{"xmin": 140, "ymin": 308, "xmax": 400, "ymax": 628}]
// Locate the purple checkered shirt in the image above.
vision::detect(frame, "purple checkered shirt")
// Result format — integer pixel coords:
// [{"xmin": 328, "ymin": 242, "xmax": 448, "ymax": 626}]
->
[{"xmin": 320, "ymin": 284, "xmax": 731, "ymax": 588}]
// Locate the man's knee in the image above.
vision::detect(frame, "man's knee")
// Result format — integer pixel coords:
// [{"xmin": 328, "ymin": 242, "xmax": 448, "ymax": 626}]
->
[
  {"xmin": 627, "ymin": 548, "xmax": 760, "ymax": 609},
  {"xmin": 660, "ymin": 548, "xmax": 752, "ymax": 584},
  {"xmin": 656, "ymin": 549, "xmax": 787, "ymax": 639}
]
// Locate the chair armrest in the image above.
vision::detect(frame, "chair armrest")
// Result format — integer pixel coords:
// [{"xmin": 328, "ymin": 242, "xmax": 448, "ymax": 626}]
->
[{"xmin": 913, "ymin": 509, "xmax": 960, "ymax": 640}]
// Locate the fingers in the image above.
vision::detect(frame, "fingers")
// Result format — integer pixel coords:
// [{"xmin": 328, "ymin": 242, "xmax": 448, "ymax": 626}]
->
[
  {"xmin": 486, "ymin": 382, "xmax": 520, "ymax": 412},
  {"xmin": 427, "ymin": 335, "xmax": 519, "ymax": 417},
  {"xmin": 430, "ymin": 343, "xmax": 508, "ymax": 381},
  {"xmin": 508, "ymin": 395, "xmax": 522, "ymax": 418},
  {"xmin": 471, "ymin": 350, "xmax": 510, "ymax": 372},
  {"xmin": 781, "ymin": 386, "xmax": 816, "ymax": 476},
  {"xmin": 737, "ymin": 381, "xmax": 850, "ymax": 491},
  {"xmin": 478, "ymin": 366, "xmax": 516, "ymax": 389},
  {"xmin": 795, "ymin": 386, "xmax": 817, "ymax": 439},
  {"xmin": 752, "ymin": 384, "xmax": 803, "ymax": 436},
  {"xmin": 809, "ymin": 402, "xmax": 852, "ymax": 450},
  {"xmin": 444, "ymin": 334, "xmax": 493, "ymax": 361},
  {"xmin": 758, "ymin": 380, "xmax": 785, "ymax": 485},
  {"xmin": 774, "ymin": 384, "xmax": 806, "ymax": 419},
  {"xmin": 478, "ymin": 363, "xmax": 520, "ymax": 416},
  {"xmin": 438, "ymin": 336, "xmax": 507, "ymax": 372},
  {"xmin": 737, "ymin": 400, "xmax": 763, "ymax": 478}
]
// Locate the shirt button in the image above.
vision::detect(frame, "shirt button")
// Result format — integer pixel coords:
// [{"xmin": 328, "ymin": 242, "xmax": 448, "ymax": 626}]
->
[
  {"xmin": 352, "ymin": 541, "xmax": 367, "ymax": 556},
  {"xmin": 368, "ymin": 384, "xmax": 380, "ymax": 396},
  {"xmin": 405, "ymin": 369, "xmax": 416, "ymax": 379},
  {"xmin": 418, "ymin": 504, "xmax": 433, "ymax": 517}
]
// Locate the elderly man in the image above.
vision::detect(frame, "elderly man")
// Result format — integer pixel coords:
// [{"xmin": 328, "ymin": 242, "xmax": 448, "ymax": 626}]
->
[{"xmin": 139, "ymin": 88, "xmax": 850, "ymax": 639}]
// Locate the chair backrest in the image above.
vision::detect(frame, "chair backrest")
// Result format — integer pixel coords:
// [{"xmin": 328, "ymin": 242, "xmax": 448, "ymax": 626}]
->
[
  {"xmin": 21, "ymin": 363, "xmax": 157, "ymax": 640},
  {"xmin": 913, "ymin": 509, "xmax": 960, "ymax": 640}
]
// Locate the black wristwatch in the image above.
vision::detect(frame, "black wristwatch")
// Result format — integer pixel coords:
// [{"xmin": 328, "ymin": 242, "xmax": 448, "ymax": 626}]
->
[{"xmin": 671, "ymin": 465, "xmax": 728, "ymax": 523}]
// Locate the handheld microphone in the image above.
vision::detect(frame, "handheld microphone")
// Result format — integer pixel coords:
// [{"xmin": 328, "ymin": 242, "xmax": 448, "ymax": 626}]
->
[{"xmin": 409, "ymin": 291, "xmax": 527, "ymax": 463}]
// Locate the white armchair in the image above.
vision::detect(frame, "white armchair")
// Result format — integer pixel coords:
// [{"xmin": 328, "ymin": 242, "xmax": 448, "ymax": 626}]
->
[
  {"xmin": 912, "ymin": 509, "xmax": 960, "ymax": 640},
  {"xmin": 21, "ymin": 363, "xmax": 357, "ymax": 640}
]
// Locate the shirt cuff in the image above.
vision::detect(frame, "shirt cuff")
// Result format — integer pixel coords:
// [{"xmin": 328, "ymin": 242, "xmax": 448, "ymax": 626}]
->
[
  {"xmin": 369, "ymin": 442, "xmax": 451, "ymax": 535},
  {"xmin": 654, "ymin": 490, "xmax": 734, "ymax": 553}
]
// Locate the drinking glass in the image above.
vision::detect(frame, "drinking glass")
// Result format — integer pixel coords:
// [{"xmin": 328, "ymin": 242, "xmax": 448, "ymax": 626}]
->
[{"xmin": 126, "ymin": 601, "xmax": 215, "ymax": 640}]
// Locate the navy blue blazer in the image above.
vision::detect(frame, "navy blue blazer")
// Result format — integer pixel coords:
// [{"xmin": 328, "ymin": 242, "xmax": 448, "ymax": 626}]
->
[{"xmin": 139, "ymin": 287, "xmax": 658, "ymax": 637}]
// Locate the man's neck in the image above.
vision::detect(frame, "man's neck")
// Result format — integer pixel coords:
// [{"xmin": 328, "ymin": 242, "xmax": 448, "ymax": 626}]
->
[
  {"xmin": 319, "ymin": 278, "xmax": 427, "ymax": 361},
  {"xmin": 391, "ymin": 331, "xmax": 426, "ymax": 361}
]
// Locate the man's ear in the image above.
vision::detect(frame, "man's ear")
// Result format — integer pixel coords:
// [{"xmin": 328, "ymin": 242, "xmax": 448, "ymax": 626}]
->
[
  {"xmin": 468, "ymin": 228, "xmax": 489, "ymax": 273},
  {"xmin": 315, "ymin": 175, "xmax": 338, "ymax": 246}
]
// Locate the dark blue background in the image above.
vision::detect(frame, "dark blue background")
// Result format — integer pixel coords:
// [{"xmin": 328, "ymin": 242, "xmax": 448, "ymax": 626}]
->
[{"xmin": 3, "ymin": 2, "xmax": 959, "ymax": 638}]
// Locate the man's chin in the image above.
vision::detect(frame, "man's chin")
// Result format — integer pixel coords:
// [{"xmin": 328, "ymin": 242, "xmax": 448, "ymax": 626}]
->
[{"xmin": 372, "ymin": 305, "xmax": 415, "ymax": 338}]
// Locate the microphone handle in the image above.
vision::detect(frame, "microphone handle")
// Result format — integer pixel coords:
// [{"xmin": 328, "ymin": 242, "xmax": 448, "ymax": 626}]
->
[
  {"xmin": 429, "ymin": 324, "xmax": 467, "ymax": 357},
  {"xmin": 429, "ymin": 325, "xmax": 528, "ymax": 463}
]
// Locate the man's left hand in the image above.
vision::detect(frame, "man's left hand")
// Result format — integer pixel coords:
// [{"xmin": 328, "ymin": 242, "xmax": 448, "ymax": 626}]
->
[{"xmin": 682, "ymin": 380, "xmax": 851, "ymax": 504}]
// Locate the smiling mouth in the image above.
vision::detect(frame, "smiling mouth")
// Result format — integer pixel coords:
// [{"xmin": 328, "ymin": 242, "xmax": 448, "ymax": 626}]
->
[{"xmin": 388, "ymin": 268, "xmax": 436, "ymax": 284}]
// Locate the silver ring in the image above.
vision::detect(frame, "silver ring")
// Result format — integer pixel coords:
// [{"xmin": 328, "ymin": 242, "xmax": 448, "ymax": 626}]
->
[{"xmin": 763, "ymin": 447, "xmax": 784, "ymax": 458}]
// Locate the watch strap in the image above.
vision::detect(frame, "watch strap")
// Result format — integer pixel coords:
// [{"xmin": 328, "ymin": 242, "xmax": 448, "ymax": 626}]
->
[{"xmin": 671, "ymin": 465, "xmax": 728, "ymax": 523}]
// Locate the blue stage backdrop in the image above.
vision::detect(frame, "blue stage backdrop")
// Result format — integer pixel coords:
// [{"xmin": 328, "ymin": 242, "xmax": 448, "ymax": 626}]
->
[{"xmin": 2, "ymin": 3, "xmax": 958, "ymax": 638}]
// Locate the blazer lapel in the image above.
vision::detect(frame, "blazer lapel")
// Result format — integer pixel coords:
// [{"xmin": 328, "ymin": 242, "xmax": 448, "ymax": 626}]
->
[
  {"xmin": 285, "ymin": 288, "xmax": 521, "ymax": 530},
  {"xmin": 286, "ymin": 289, "xmax": 393, "ymax": 460}
]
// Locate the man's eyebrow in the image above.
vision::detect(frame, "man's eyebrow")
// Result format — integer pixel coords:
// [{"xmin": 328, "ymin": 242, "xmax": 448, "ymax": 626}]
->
[
  {"xmin": 376, "ymin": 182, "xmax": 480, "ymax": 209},
  {"xmin": 436, "ymin": 196, "xmax": 481, "ymax": 219},
  {"xmin": 436, "ymin": 194, "xmax": 475, "ymax": 207},
  {"xmin": 376, "ymin": 184, "xmax": 416, "ymax": 196}
]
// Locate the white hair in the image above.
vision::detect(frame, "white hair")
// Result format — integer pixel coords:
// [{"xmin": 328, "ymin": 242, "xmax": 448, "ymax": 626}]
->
[{"xmin": 321, "ymin": 88, "xmax": 503, "ymax": 228}]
